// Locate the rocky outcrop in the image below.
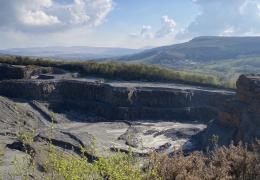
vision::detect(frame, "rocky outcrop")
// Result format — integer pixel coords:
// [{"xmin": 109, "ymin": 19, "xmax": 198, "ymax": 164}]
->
[
  {"xmin": 0, "ymin": 63, "xmax": 64, "ymax": 80},
  {"xmin": 220, "ymin": 74, "xmax": 260, "ymax": 143},
  {"xmin": 0, "ymin": 63, "xmax": 29, "ymax": 80},
  {"xmin": 195, "ymin": 74, "xmax": 260, "ymax": 149},
  {"xmin": 236, "ymin": 74, "xmax": 260, "ymax": 103},
  {"xmin": 234, "ymin": 75, "xmax": 260, "ymax": 142}
]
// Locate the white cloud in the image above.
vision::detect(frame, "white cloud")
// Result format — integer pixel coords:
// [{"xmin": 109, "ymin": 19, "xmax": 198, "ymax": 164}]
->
[
  {"xmin": 126, "ymin": 16, "xmax": 179, "ymax": 48},
  {"xmin": 20, "ymin": 10, "xmax": 60, "ymax": 26},
  {"xmin": 68, "ymin": 0, "xmax": 113, "ymax": 26},
  {"xmin": 179, "ymin": 0, "xmax": 260, "ymax": 38},
  {"xmin": 0, "ymin": 0, "xmax": 114, "ymax": 32},
  {"xmin": 130, "ymin": 15, "xmax": 177, "ymax": 40},
  {"xmin": 155, "ymin": 16, "xmax": 177, "ymax": 38}
]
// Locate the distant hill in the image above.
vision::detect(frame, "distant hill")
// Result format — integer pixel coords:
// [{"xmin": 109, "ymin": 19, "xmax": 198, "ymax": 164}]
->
[
  {"xmin": 0, "ymin": 46, "xmax": 142, "ymax": 60},
  {"xmin": 118, "ymin": 36, "xmax": 260, "ymax": 64},
  {"xmin": 115, "ymin": 36, "xmax": 260, "ymax": 81}
]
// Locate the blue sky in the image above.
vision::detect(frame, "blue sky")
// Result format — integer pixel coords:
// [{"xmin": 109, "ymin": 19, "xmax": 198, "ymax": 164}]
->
[{"xmin": 1, "ymin": 0, "xmax": 260, "ymax": 49}]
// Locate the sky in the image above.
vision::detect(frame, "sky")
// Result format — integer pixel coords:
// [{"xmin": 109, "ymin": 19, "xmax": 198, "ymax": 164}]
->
[{"xmin": 1, "ymin": 0, "xmax": 260, "ymax": 49}]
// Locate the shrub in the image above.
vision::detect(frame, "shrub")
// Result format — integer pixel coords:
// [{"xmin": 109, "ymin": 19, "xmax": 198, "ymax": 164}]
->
[
  {"xmin": 44, "ymin": 145, "xmax": 98, "ymax": 180},
  {"xmin": 93, "ymin": 151, "xmax": 143, "ymax": 180}
]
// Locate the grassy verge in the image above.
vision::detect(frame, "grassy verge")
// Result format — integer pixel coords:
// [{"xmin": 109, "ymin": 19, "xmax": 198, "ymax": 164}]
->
[{"xmin": 0, "ymin": 56, "xmax": 235, "ymax": 88}]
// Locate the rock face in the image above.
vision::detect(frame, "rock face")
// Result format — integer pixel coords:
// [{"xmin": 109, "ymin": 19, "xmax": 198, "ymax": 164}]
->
[
  {"xmin": 0, "ymin": 78, "xmax": 235, "ymax": 121},
  {"xmin": 196, "ymin": 74, "xmax": 260, "ymax": 149}
]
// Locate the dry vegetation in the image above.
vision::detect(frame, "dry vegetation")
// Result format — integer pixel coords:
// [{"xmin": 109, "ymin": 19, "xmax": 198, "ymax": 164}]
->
[{"xmin": 147, "ymin": 142, "xmax": 260, "ymax": 180}]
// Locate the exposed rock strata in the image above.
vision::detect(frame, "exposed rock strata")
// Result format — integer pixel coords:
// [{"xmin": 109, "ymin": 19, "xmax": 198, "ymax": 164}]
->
[{"xmin": 0, "ymin": 79, "xmax": 235, "ymax": 121}]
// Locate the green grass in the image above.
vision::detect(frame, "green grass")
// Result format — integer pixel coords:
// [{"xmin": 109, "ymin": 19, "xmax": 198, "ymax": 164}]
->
[{"xmin": 0, "ymin": 55, "xmax": 234, "ymax": 88}]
